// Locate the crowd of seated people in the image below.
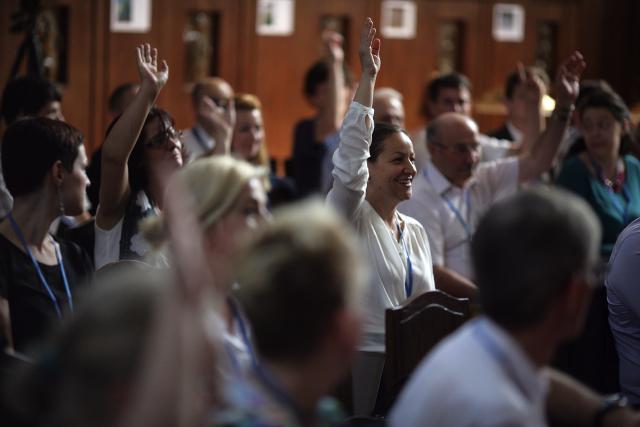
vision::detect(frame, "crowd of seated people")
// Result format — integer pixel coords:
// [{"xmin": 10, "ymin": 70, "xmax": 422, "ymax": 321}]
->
[{"xmin": 2, "ymin": 16, "xmax": 640, "ymax": 427}]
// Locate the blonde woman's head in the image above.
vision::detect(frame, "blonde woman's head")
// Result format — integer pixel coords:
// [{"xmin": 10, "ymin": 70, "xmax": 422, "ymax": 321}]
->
[{"xmin": 141, "ymin": 156, "xmax": 269, "ymax": 255}]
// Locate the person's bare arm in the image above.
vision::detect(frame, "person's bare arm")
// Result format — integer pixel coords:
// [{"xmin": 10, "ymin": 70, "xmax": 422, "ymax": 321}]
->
[
  {"xmin": 97, "ymin": 44, "xmax": 168, "ymax": 230},
  {"xmin": 353, "ymin": 19, "xmax": 380, "ymax": 110},
  {"xmin": 515, "ymin": 63, "xmax": 546, "ymax": 156},
  {"xmin": 518, "ymin": 51, "xmax": 585, "ymax": 183},
  {"xmin": 433, "ymin": 265, "xmax": 477, "ymax": 301},
  {"xmin": 546, "ymin": 368, "xmax": 640, "ymax": 427},
  {"xmin": 315, "ymin": 31, "xmax": 347, "ymax": 142}
]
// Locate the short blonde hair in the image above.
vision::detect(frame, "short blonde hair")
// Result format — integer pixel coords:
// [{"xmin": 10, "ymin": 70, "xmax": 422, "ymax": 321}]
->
[{"xmin": 141, "ymin": 156, "xmax": 266, "ymax": 248}]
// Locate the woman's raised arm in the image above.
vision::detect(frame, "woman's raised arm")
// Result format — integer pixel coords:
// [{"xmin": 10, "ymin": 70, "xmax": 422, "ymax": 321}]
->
[
  {"xmin": 97, "ymin": 44, "xmax": 168, "ymax": 230},
  {"xmin": 326, "ymin": 18, "xmax": 381, "ymax": 218}
]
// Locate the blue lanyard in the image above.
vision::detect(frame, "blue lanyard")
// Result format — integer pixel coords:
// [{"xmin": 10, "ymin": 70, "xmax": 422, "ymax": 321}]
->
[
  {"xmin": 7, "ymin": 213, "xmax": 73, "ymax": 319},
  {"xmin": 423, "ymin": 169, "xmax": 473, "ymax": 240},
  {"xmin": 397, "ymin": 221, "xmax": 413, "ymax": 298},
  {"xmin": 472, "ymin": 320, "xmax": 536, "ymax": 401},
  {"xmin": 192, "ymin": 126, "xmax": 210, "ymax": 152},
  {"xmin": 225, "ymin": 298, "xmax": 258, "ymax": 374},
  {"xmin": 441, "ymin": 190, "xmax": 473, "ymax": 241},
  {"xmin": 227, "ymin": 297, "xmax": 308, "ymax": 422}
]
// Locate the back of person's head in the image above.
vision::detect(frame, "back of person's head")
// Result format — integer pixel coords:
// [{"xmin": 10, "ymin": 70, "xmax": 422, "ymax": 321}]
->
[
  {"xmin": 2, "ymin": 117, "xmax": 82, "ymax": 197},
  {"xmin": 234, "ymin": 201, "xmax": 365, "ymax": 364},
  {"xmin": 107, "ymin": 83, "xmax": 139, "ymax": 117},
  {"xmin": 504, "ymin": 66, "xmax": 550, "ymax": 100},
  {"xmin": 1, "ymin": 76, "xmax": 62, "ymax": 125},
  {"xmin": 303, "ymin": 60, "xmax": 355, "ymax": 99},
  {"xmin": 472, "ymin": 188, "xmax": 601, "ymax": 330},
  {"xmin": 141, "ymin": 155, "xmax": 266, "ymax": 248},
  {"xmin": 4, "ymin": 262, "xmax": 163, "ymax": 427}
]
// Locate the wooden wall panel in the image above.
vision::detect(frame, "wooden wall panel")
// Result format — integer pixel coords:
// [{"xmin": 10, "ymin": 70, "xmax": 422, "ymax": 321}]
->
[{"xmin": 1, "ymin": 0, "xmax": 638, "ymax": 166}]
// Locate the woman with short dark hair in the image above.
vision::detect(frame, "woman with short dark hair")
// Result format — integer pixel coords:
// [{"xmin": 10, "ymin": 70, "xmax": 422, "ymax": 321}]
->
[{"xmin": 0, "ymin": 117, "xmax": 92, "ymax": 354}]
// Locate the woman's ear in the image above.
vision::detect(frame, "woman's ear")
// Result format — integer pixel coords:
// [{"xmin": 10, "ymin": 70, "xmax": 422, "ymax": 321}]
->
[{"xmin": 51, "ymin": 160, "xmax": 65, "ymax": 186}]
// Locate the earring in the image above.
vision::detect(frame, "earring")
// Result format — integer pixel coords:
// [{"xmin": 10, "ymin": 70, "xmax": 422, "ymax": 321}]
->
[{"xmin": 57, "ymin": 186, "xmax": 65, "ymax": 216}]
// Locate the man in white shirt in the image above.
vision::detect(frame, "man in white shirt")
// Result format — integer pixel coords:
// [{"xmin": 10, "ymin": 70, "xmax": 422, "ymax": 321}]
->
[
  {"xmin": 181, "ymin": 77, "xmax": 235, "ymax": 162},
  {"xmin": 399, "ymin": 56, "xmax": 577, "ymax": 296},
  {"xmin": 391, "ymin": 187, "xmax": 605, "ymax": 427}
]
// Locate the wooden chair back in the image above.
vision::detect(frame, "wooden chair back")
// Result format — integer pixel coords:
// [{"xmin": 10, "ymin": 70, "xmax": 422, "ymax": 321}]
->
[{"xmin": 375, "ymin": 290, "xmax": 470, "ymax": 414}]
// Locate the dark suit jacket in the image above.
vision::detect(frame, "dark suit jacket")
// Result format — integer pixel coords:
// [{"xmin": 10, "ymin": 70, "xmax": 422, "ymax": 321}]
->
[{"xmin": 487, "ymin": 123, "xmax": 515, "ymax": 143}]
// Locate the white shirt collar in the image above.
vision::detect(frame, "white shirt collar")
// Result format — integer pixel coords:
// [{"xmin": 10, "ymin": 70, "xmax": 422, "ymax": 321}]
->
[{"xmin": 424, "ymin": 160, "xmax": 476, "ymax": 195}]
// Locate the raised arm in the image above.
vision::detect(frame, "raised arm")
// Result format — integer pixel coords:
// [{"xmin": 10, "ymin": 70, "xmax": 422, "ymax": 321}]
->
[
  {"xmin": 509, "ymin": 63, "xmax": 546, "ymax": 156},
  {"xmin": 315, "ymin": 31, "xmax": 347, "ymax": 142},
  {"xmin": 326, "ymin": 18, "xmax": 381, "ymax": 218},
  {"xmin": 97, "ymin": 44, "xmax": 168, "ymax": 230},
  {"xmin": 199, "ymin": 95, "xmax": 234, "ymax": 157},
  {"xmin": 518, "ymin": 51, "xmax": 585, "ymax": 183},
  {"xmin": 354, "ymin": 18, "xmax": 380, "ymax": 109}
]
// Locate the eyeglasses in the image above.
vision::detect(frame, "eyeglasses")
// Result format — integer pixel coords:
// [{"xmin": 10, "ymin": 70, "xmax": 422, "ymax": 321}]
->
[
  {"xmin": 431, "ymin": 140, "xmax": 481, "ymax": 155},
  {"xmin": 145, "ymin": 127, "xmax": 182, "ymax": 149},
  {"xmin": 208, "ymin": 96, "xmax": 232, "ymax": 110}
]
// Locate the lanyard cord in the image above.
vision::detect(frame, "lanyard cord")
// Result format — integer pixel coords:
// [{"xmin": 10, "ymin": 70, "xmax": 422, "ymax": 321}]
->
[
  {"xmin": 423, "ymin": 168, "xmax": 473, "ymax": 241},
  {"xmin": 232, "ymin": 294, "xmax": 308, "ymax": 423},
  {"xmin": 397, "ymin": 220, "xmax": 414, "ymax": 298},
  {"xmin": 7, "ymin": 213, "xmax": 73, "ymax": 319},
  {"xmin": 192, "ymin": 126, "xmax": 211, "ymax": 152}
]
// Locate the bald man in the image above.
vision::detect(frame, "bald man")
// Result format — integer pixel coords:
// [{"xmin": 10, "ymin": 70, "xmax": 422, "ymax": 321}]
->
[
  {"xmin": 399, "ymin": 107, "xmax": 576, "ymax": 295},
  {"xmin": 182, "ymin": 77, "xmax": 235, "ymax": 162}
]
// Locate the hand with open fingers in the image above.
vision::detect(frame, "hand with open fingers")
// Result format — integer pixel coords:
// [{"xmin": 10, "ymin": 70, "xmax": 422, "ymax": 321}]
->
[
  {"xmin": 323, "ymin": 30, "xmax": 345, "ymax": 64},
  {"xmin": 136, "ymin": 43, "xmax": 169, "ymax": 94},
  {"xmin": 359, "ymin": 18, "xmax": 381, "ymax": 78},
  {"xmin": 517, "ymin": 62, "xmax": 545, "ymax": 106},
  {"xmin": 555, "ymin": 51, "xmax": 586, "ymax": 108}
]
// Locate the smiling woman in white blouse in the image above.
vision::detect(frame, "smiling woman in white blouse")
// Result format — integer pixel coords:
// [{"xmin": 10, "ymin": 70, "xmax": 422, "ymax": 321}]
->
[{"xmin": 326, "ymin": 18, "xmax": 436, "ymax": 415}]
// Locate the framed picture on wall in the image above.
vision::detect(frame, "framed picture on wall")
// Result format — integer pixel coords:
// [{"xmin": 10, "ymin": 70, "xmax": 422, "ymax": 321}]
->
[
  {"xmin": 492, "ymin": 3, "xmax": 525, "ymax": 42},
  {"xmin": 256, "ymin": 0, "xmax": 295, "ymax": 36},
  {"xmin": 110, "ymin": 0, "xmax": 152, "ymax": 33},
  {"xmin": 380, "ymin": 0, "xmax": 417, "ymax": 39}
]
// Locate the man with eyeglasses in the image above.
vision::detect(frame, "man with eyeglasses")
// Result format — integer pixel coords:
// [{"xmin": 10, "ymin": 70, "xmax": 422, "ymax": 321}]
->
[
  {"xmin": 182, "ymin": 77, "xmax": 235, "ymax": 163},
  {"xmin": 399, "ymin": 51, "xmax": 586, "ymax": 297},
  {"xmin": 411, "ymin": 70, "xmax": 545, "ymax": 174}
]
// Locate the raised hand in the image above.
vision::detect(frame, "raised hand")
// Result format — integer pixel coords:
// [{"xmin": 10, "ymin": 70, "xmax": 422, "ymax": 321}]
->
[
  {"xmin": 555, "ymin": 51, "xmax": 586, "ymax": 108},
  {"xmin": 359, "ymin": 18, "xmax": 381, "ymax": 78},
  {"xmin": 323, "ymin": 30, "xmax": 344, "ymax": 64},
  {"xmin": 198, "ymin": 96, "xmax": 234, "ymax": 155},
  {"xmin": 136, "ymin": 43, "xmax": 169, "ymax": 95},
  {"xmin": 517, "ymin": 62, "xmax": 545, "ymax": 106}
]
